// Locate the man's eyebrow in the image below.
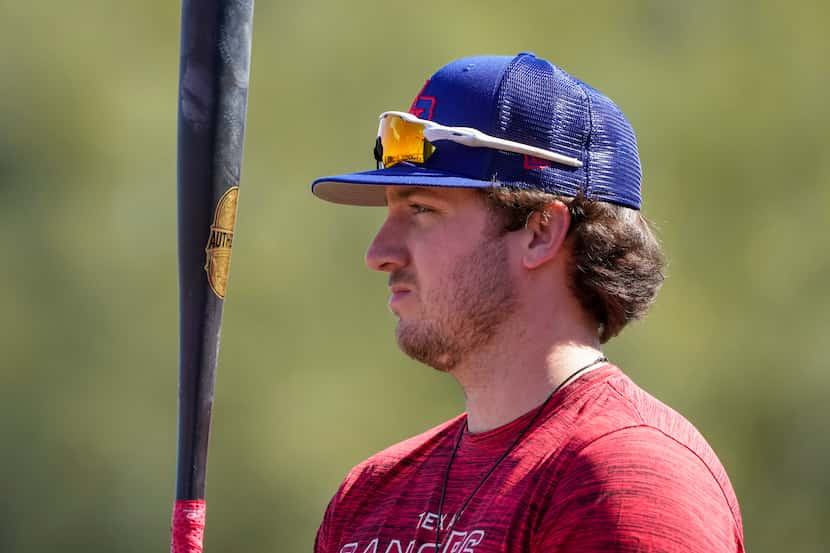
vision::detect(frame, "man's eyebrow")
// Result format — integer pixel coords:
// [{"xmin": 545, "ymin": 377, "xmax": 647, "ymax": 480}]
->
[{"xmin": 387, "ymin": 187, "xmax": 443, "ymax": 201}]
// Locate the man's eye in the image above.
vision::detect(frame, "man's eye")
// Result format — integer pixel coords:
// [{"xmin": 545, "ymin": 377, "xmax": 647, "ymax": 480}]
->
[{"xmin": 410, "ymin": 203, "xmax": 433, "ymax": 214}]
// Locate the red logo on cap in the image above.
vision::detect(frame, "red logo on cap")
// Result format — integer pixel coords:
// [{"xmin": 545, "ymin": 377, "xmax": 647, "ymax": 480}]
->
[
  {"xmin": 409, "ymin": 80, "xmax": 436, "ymax": 120},
  {"xmin": 523, "ymin": 155, "xmax": 552, "ymax": 170}
]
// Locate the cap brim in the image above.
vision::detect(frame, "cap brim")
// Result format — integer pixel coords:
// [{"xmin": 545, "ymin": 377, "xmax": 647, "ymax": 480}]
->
[{"xmin": 311, "ymin": 164, "xmax": 495, "ymax": 206}]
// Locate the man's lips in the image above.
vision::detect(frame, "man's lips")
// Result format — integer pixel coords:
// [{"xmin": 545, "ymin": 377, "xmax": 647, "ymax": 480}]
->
[
  {"xmin": 388, "ymin": 285, "xmax": 413, "ymax": 306},
  {"xmin": 388, "ymin": 271, "xmax": 416, "ymax": 309}
]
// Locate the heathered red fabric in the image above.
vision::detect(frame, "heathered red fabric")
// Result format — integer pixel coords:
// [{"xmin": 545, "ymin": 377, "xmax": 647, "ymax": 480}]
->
[{"xmin": 315, "ymin": 365, "xmax": 744, "ymax": 553}]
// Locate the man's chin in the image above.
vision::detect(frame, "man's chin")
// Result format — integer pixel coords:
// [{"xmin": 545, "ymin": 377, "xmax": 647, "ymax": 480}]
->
[{"xmin": 394, "ymin": 321, "xmax": 458, "ymax": 373}]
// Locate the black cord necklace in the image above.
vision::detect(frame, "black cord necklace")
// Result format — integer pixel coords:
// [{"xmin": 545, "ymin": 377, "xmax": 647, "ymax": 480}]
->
[{"xmin": 433, "ymin": 356, "xmax": 607, "ymax": 549}]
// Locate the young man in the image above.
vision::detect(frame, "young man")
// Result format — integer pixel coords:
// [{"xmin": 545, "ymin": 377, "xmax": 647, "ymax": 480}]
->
[{"xmin": 310, "ymin": 53, "xmax": 744, "ymax": 553}]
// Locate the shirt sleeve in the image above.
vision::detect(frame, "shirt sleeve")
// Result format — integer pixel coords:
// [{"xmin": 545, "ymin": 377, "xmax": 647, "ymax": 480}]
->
[
  {"xmin": 534, "ymin": 426, "xmax": 744, "ymax": 553},
  {"xmin": 314, "ymin": 489, "xmax": 337, "ymax": 553},
  {"xmin": 314, "ymin": 460, "xmax": 377, "ymax": 553}
]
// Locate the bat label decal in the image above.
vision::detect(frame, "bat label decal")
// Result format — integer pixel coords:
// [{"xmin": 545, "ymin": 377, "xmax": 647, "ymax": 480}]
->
[{"xmin": 204, "ymin": 185, "xmax": 239, "ymax": 299}]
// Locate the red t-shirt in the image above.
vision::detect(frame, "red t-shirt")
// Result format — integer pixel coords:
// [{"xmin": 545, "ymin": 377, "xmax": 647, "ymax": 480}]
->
[{"xmin": 315, "ymin": 365, "xmax": 744, "ymax": 553}]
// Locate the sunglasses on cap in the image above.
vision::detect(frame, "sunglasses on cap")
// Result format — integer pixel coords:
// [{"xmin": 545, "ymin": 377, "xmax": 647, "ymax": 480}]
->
[{"xmin": 373, "ymin": 111, "xmax": 584, "ymax": 170}]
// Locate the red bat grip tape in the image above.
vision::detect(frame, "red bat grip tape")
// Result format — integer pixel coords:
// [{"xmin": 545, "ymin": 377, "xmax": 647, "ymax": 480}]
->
[{"xmin": 171, "ymin": 500, "xmax": 207, "ymax": 553}]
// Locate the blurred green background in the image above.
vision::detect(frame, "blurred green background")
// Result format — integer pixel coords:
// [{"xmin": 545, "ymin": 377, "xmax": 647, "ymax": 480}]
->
[{"xmin": 2, "ymin": 0, "xmax": 828, "ymax": 551}]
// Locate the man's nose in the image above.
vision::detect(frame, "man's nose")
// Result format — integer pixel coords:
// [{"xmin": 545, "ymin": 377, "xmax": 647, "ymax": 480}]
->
[{"xmin": 365, "ymin": 218, "xmax": 408, "ymax": 273}]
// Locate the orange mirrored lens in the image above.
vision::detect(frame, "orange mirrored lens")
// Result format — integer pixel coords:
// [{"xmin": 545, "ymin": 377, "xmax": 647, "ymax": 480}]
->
[{"xmin": 379, "ymin": 115, "xmax": 435, "ymax": 167}]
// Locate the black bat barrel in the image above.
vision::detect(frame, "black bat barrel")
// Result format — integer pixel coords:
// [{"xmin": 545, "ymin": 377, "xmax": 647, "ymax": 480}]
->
[{"xmin": 175, "ymin": 0, "xmax": 254, "ymax": 502}]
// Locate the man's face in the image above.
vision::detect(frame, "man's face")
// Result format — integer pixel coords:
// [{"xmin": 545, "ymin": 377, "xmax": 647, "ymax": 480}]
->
[{"xmin": 365, "ymin": 186, "xmax": 517, "ymax": 372}]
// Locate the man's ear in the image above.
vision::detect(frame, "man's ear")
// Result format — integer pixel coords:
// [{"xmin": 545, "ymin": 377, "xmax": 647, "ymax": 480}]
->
[{"xmin": 522, "ymin": 201, "xmax": 571, "ymax": 269}]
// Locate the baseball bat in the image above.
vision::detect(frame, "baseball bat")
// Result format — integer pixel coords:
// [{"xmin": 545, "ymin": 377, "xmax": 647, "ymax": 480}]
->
[{"xmin": 171, "ymin": 1, "xmax": 254, "ymax": 552}]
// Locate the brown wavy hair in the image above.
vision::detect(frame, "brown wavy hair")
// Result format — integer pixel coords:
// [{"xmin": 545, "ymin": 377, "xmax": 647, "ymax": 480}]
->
[{"xmin": 482, "ymin": 187, "xmax": 665, "ymax": 343}]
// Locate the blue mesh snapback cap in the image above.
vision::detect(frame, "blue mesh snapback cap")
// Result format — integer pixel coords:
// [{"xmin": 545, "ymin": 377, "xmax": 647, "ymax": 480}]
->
[{"xmin": 311, "ymin": 52, "xmax": 643, "ymax": 210}]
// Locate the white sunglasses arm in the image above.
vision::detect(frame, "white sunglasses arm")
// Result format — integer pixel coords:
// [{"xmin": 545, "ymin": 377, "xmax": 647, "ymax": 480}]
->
[{"xmin": 425, "ymin": 126, "xmax": 583, "ymax": 168}]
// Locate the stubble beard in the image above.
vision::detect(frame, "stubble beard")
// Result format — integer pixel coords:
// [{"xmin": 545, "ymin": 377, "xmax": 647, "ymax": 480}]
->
[{"xmin": 395, "ymin": 236, "xmax": 517, "ymax": 372}]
